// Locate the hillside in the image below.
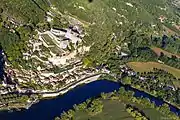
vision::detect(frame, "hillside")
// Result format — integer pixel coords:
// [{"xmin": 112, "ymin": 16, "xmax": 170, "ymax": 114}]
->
[
  {"xmin": 0, "ymin": 0, "xmax": 179, "ymax": 65},
  {"xmin": 49, "ymin": 0, "xmax": 180, "ymax": 64}
]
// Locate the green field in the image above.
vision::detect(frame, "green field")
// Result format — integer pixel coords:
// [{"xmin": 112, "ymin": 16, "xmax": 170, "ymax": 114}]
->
[
  {"xmin": 74, "ymin": 100, "xmax": 133, "ymax": 120},
  {"xmin": 0, "ymin": 0, "xmax": 180, "ymax": 115},
  {"xmin": 74, "ymin": 100, "xmax": 166, "ymax": 120}
]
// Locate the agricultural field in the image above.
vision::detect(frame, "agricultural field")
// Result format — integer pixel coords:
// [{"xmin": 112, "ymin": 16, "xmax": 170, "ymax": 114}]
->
[
  {"xmin": 74, "ymin": 100, "xmax": 133, "ymax": 120},
  {"xmin": 0, "ymin": 0, "xmax": 179, "ymax": 67},
  {"xmin": 127, "ymin": 62, "xmax": 180, "ymax": 78},
  {"xmin": 74, "ymin": 100, "xmax": 165, "ymax": 120}
]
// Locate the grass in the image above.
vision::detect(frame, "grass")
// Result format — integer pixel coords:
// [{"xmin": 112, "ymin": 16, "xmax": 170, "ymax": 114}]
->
[
  {"xmin": 127, "ymin": 62, "xmax": 180, "ymax": 78},
  {"xmin": 74, "ymin": 100, "xmax": 133, "ymax": 120},
  {"xmin": 152, "ymin": 47, "xmax": 180, "ymax": 58},
  {"xmin": 141, "ymin": 108, "xmax": 166, "ymax": 120},
  {"xmin": 129, "ymin": 102, "xmax": 166, "ymax": 120},
  {"xmin": 74, "ymin": 99, "xmax": 166, "ymax": 120}
]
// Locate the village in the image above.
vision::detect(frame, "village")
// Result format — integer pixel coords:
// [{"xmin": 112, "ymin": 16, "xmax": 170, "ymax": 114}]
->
[
  {"xmin": 1, "ymin": 19, "xmax": 94, "ymax": 91},
  {"xmin": 0, "ymin": 18, "xmax": 102, "ymax": 109}
]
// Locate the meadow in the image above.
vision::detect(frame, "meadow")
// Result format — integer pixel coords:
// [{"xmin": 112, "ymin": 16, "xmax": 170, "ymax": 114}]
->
[
  {"xmin": 74, "ymin": 100, "xmax": 166, "ymax": 120},
  {"xmin": 127, "ymin": 62, "xmax": 180, "ymax": 78}
]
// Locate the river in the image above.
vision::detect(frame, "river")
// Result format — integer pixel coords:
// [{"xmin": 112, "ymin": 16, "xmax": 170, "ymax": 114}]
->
[{"xmin": 0, "ymin": 80, "xmax": 179, "ymax": 120}]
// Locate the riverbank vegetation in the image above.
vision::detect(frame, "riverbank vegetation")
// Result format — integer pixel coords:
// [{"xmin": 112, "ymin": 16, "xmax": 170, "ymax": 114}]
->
[
  {"xmin": 119, "ymin": 67, "xmax": 180, "ymax": 107},
  {"xmin": 55, "ymin": 86, "xmax": 179, "ymax": 120}
]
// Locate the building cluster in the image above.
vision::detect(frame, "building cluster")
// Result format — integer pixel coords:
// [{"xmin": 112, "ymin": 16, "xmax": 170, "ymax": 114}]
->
[
  {"xmin": 43, "ymin": 25, "xmax": 84, "ymax": 50},
  {"xmin": 0, "ymin": 19, "xmax": 97, "ymax": 95},
  {"xmin": 120, "ymin": 66, "xmax": 136, "ymax": 76},
  {"xmin": 13, "ymin": 62, "xmax": 97, "ymax": 92},
  {"xmin": 50, "ymin": 26, "xmax": 84, "ymax": 48},
  {"xmin": 24, "ymin": 24, "xmax": 88, "ymax": 68},
  {"xmin": 0, "ymin": 21, "xmax": 93, "ymax": 94},
  {"xmin": 0, "ymin": 84, "xmax": 16, "ymax": 94}
]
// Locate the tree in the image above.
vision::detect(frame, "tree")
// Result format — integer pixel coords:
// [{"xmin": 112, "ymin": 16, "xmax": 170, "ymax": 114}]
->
[
  {"xmin": 159, "ymin": 104, "xmax": 170, "ymax": 115},
  {"xmin": 122, "ymin": 76, "xmax": 132, "ymax": 85},
  {"xmin": 88, "ymin": 0, "xmax": 93, "ymax": 3},
  {"xmin": 87, "ymin": 99, "xmax": 103, "ymax": 116},
  {"xmin": 118, "ymin": 87, "xmax": 126, "ymax": 95}
]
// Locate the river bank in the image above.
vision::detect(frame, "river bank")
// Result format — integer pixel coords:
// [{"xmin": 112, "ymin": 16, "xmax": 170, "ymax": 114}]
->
[
  {"xmin": 0, "ymin": 74, "xmax": 101, "ymax": 112},
  {"xmin": 40, "ymin": 74, "xmax": 101, "ymax": 98},
  {"xmin": 0, "ymin": 80, "xmax": 179, "ymax": 120}
]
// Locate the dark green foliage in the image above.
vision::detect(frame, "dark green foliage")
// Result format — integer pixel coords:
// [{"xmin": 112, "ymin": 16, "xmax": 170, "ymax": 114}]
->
[
  {"xmin": 121, "ymin": 68, "xmax": 180, "ymax": 107},
  {"xmin": 152, "ymin": 35, "xmax": 180, "ymax": 54},
  {"xmin": 126, "ymin": 105, "xmax": 148, "ymax": 120},
  {"xmin": 159, "ymin": 52, "xmax": 180, "ymax": 69},
  {"xmin": 0, "ymin": 94, "xmax": 29, "ymax": 104},
  {"xmin": 0, "ymin": 27, "xmax": 29, "ymax": 68},
  {"xmin": 0, "ymin": 8, "xmax": 3, "ymax": 14},
  {"xmin": 130, "ymin": 47, "xmax": 158, "ymax": 62},
  {"xmin": 0, "ymin": 0, "xmax": 47, "ymax": 24},
  {"xmin": 88, "ymin": 0, "xmax": 93, "ymax": 3}
]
